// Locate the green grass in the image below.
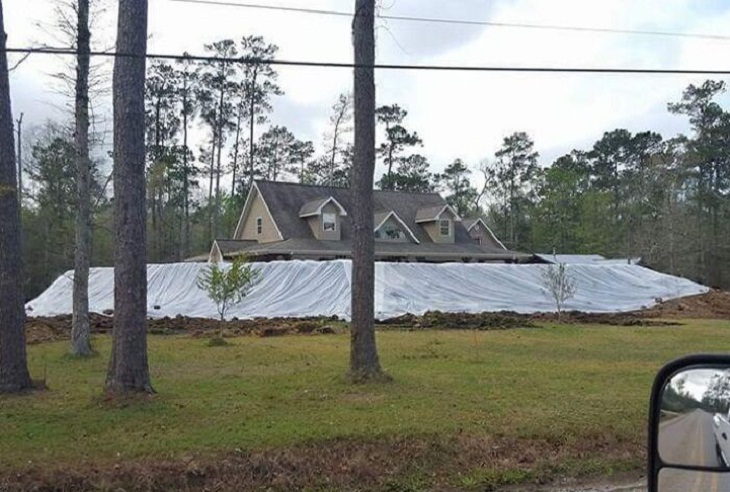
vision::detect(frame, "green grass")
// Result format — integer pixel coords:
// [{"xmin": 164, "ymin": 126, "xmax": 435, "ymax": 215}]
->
[{"xmin": 3, "ymin": 320, "xmax": 730, "ymax": 482}]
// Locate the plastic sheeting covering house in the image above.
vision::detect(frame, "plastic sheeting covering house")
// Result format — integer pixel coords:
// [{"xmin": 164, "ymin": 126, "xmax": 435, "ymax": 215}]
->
[{"xmin": 26, "ymin": 260, "xmax": 709, "ymax": 320}]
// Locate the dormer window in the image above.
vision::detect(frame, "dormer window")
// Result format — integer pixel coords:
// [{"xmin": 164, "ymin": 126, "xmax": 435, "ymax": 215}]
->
[
  {"xmin": 322, "ymin": 212, "xmax": 337, "ymax": 232},
  {"xmin": 439, "ymin": 219, "xmax": 451, "ymax": 236},
  {"xmin": 256, "ymin": 217, "xmax": 262, "ymax": 235},
  {"xmin": 375, "ymin": 225, "xmax": 406, "ymax": 240}
]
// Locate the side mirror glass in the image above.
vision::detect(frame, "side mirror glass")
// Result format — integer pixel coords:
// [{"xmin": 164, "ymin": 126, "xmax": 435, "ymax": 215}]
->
[
  {"xmin": 659, "ymin": 367, "xmax": 730, "ymax": 468},
  {"xmin": 648, "ymin": 355, "xmax": 730, "ymax": 492}
]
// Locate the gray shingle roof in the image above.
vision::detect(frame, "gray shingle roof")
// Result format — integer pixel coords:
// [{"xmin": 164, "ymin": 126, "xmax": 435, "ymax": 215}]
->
[
  {"xmin": 219, "ymin": 181, "xmax": 530, "ymax": 261},
  {"xmin": 462, "ymin": 218, "xmax": 479, "ymax": 231},
  {"xmin": 224, "ymin": 237, "xmax": 529, "ymax": 260},
  {"xmin": 373, "ymin": 211, "xmax": 391, "ymax": 229},
  {"xmin": 256, "ymin": 180, "xmax": 466, "ymax": 244},
  {"xmin": 415, "ymin": 205, "xmax": 448, "ymax": 223},
  {"xmin": 215, "ymin": 239, "xmax": 258, "ymax": 255}
]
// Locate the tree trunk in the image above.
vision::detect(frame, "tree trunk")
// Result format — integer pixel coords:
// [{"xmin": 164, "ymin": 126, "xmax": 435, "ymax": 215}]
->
[
  {"xmin": 349, "ymin": 0, "xmax": 386, "ymax": 382},
  {"xmin": 231, "ymin": 98, "xmax": 243, "ymax": 198},
  {"xmin": 248, "ymin": 72, "xmax": 257, "ymax": 188},
  {"xmin": 14, "ymin": 112, "xmax": 21, "ymax": 203},
  {"xmin": 213, "ymin": 75, "xmax": 225, "ymax": 239},
  {"xmin": 71, "ymin": 0, "xmax": 93, "ymax": 356},
  {"xmin": 0, "ymin": 1, "xmax": 32, "ymax": 393},
  {"xmin": 106, "ymin": 0, "xmax": 153, "ymax": 394},
  {"xmin": 207, "ymin": 131, "xmax": 215, "ymax": 244},
  {"xmin": 182, "ymin": 93, "xmax": 190, "ymax": 259}
]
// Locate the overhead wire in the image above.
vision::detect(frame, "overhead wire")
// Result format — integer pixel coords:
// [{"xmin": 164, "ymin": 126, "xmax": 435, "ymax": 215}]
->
[
  {"xmin": 6, "ymin": 47, "xmax": 730, "ymax": 75},
  {"xmin": 167, "ymin": 0, "xmax": 730, "ymax": 42}
]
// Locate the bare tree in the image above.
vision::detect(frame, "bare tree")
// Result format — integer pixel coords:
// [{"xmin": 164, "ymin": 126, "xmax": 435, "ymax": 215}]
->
[
  {"xmin": 106, "ymin": 0, "xmax": 153, "ymax": 394},
  {"xmin": 0, "ymin": 0, "xmax": 33, "ymax": 393},
  {"xmin": 326, "ymin": 92, "xmax": 353, "ymax": 184},
  {"xmin": 348, "ymin": 0, "xmax": 387, "ymax": 382},
  {"xmin": 540, "ymin": 262, "xmax": 577, "ymax": 320},
  {"xmin": 71, "ymin": 0, "xmax": 93, "ymax": 356}
]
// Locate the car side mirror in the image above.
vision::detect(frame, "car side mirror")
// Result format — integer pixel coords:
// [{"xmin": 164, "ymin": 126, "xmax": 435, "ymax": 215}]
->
[{"xmin": 648, "ymin": 354, "xmax": 730, "ymax": 491}]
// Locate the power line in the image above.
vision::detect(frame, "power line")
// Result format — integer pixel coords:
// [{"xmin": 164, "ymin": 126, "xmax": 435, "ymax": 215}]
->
[
  {"xmin": 167, "ymin": 0, "xmax": 730, "ymax": 42},
  {"xmin": 7, "ymin": 47, "xmax": 730, "ymax": 75}
]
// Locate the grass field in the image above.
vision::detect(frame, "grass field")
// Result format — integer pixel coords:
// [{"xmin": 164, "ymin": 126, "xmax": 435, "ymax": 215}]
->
[{"xmin": 3, "ymin": 320, "xmax": 730, "ymax": 490}]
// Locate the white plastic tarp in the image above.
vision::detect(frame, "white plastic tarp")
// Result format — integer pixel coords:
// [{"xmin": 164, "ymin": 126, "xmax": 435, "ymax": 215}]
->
[{"xmin": 26, "ymin": 260, "xmax": 709, "ymax": 320}]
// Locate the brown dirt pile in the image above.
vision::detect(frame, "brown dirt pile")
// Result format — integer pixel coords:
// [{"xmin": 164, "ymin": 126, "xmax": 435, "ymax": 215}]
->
[
  {"xmin": 638, "ymin": 289, "xmax": 730, "ymax": 319},
  {"xmin": 379, "ymin": 311, "xmax": 538, "ymax": 330},
  {"xmin": 25, "ymin": 314, "xmax": 340, "ymax": 345},
  {"xmin": 0, "ymin": 433, "xmax": 642, "ymax": 492},
  {"xmin": 30, "ymin": 289, "xmax": 730, "ymax": 345}
]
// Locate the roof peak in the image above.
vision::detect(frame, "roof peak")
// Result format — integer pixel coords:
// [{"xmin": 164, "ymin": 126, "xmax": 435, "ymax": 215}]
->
[{"xmin": 255, "ymin": 179, "xmax": 443, "ymax": 197}]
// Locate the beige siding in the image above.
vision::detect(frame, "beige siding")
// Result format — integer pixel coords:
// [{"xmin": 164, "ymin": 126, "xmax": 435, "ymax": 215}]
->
[
  {"xmin": 235, "ymin": 192, "xmax": 280, "ymax": 243},
  {"xmin": 209, "ymin": 242, "xmax": 222, "ymax": 262},
  {"xmin": 422, "ymin": 209, "xmax": 455, "ymax": 244},
  {"xmin": 307, "ymin": 202, "xmax": 342, "ymax": 240},
  {"xmin": 469, "ymin": 222, "xmax": 503, "ymax": 249}
]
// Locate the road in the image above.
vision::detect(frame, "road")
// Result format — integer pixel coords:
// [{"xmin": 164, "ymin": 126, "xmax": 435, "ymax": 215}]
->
[
  {"xmin": 658, "ymin": 409, "xmax": 730, "ymax": 491},
  {"xmin": 659, "ymin": 409, "xmax": 721, "ymax": 467}
]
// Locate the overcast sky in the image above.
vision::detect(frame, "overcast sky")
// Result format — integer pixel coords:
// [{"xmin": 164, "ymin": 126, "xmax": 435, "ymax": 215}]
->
[{"xmin": 5, "ymin": 0, "xmax": 730, "ymax": 183}]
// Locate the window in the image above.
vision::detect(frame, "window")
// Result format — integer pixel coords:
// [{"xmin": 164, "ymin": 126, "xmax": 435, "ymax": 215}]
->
[
  {"xmin": 322, "ymin": 212, "xmax": 337, "ymax": 232},
  {"xmin": 439, "ymin": 219, "xmax": 451, "ymax": 236},
  {"xmin": 474, "ymin": 237, "xmax": 482, "ymax": 244},
  {"xmin": 375, "ymin": 225, "xmax": 406, "ymax": 240},
  {"xmin": 256, "ymin": 217, "xmax": 262, "ymax": 235}
]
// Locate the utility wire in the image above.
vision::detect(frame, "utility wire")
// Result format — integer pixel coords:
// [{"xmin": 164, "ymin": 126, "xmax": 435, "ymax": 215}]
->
[
  {"xmin": 168, "ymin": 0, "xmax": 730, "ymax": 42},
  {"xmin": 7, "ymin": 47, "xmax": 730, "ymax": 74}
]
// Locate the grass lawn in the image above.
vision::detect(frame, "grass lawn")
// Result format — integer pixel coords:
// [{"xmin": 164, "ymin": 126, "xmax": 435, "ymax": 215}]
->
[{"xmin": 3, "ymin": 320, "xmax": 730, "ymax": 490}]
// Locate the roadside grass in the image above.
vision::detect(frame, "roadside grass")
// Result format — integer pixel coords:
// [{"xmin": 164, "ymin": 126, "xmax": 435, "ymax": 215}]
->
[{"xmin": 3, "ymin": 320, "xmax": 730, "ymax": 489}]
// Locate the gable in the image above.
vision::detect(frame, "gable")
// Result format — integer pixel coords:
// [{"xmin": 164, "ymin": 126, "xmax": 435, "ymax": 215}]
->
[
  {"xmin": 374, "ymin": 211, "xmax": 420, "ymax": 243},
  {"xmin": 467, "ymin": 218, "xmax": 506, "ymax": 250},
  {"xmin": 233, "ymin": 184, "xmax": 284, "ymax": 243}
]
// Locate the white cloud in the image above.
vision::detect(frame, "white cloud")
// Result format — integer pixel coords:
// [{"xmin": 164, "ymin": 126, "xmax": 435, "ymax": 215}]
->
[{"xmin": 6, "ymin": 0, "xmax": 730, "ymax": 183}]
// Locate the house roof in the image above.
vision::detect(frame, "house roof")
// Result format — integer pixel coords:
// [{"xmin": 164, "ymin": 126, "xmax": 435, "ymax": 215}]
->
[
  {"xmin": 299, "ymin": 196, "xmax": 348, "ymax": 218},
  {"xmin": 462, "ymin": 218, "xmax": 479, "ymax": 231},
  {"xmin": 414, "ymin": 204, "xmax": 461, "ymax": 223},
  {"xmin": 256, "ymin": 180, "xmax": 465, "ymax": 245},
  {"xmin": 215, "ymin": 181, "xmax": 529, "ymax": 262},
  {"xmin": 221, "ymin": 237, "xmax": 530, "ymax": 261},
  {"xmin": 215, "ymin": 239, "xmax": 258, "ymax": 255},
  {"xmin": 462, "ymin": 217, "xmax": 507, "ymax": 250}
]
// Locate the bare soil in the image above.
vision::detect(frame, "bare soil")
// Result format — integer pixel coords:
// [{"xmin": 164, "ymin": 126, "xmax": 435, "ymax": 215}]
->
[
  {"xmin": 0, "ymin": 433, "xmax": 641, "ymax": 492},
  {"xmin": 638, "ymin": 289, "xmax": 730, "ymax": 319},
  {"xmin": 24, "ymin": 314, "xmax": 340, "ymax": 345},
  {"xmin": 31, "ymin": 290, "xmax": 728, "ymax": 345}
]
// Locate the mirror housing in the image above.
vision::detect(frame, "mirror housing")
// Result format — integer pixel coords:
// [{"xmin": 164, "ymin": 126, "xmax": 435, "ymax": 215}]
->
[{"xmin": 648, "ymin": 354, "xmax": 730, "ymax": 491}]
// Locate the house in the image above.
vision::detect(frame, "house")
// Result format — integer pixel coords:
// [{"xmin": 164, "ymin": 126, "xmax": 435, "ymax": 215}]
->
[{"xmin": 206, "ymin": 180, "xmax": 532, "ymax": 263}]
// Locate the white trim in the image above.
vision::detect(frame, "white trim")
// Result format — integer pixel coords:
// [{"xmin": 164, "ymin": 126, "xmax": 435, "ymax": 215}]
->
[
  {"xmin": 322, "ymin": 212, "xmax": 337, "ymax": 232},
  {"xmin": 233, "ymin": 182, "xmax": 284, "ymax": 241},
  {"xmin": 467, "ymin": 217, "xmax": 506, "ymax": 250},
  {"xmin": 439, "ymin": 218, "xmax": 451, "ymax": 237},
  {"xmin": 208, "ymin": 241, "xmax": 223, "ymax": 263},
  {"xmin": 299, "ymin": 196, "xmax": 348, "ymax": 218},
  {"xmin": 415, "ymin": 204, "xmax": 462, "ymax": 223},
  {"xmin": 374, "ymin": 211, "xmax": 420, "ymax": 244}
]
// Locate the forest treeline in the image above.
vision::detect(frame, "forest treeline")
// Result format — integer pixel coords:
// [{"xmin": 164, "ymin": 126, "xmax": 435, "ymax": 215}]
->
[{"xmin": 15, "ymin": 36, "xmax": 730, "ymax": 297}]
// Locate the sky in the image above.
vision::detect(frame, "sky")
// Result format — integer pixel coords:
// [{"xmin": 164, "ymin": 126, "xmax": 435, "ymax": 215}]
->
[{"xmin": 5, "ymin": 0, "xmax": 730, "ymax": 184}]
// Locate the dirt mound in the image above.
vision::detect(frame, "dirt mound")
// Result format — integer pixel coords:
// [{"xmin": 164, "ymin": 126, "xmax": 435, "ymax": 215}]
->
[
  {"xmin": 379, "ymin": 311, "xmax": 537, "ymax": 330},
  {"xmin": 25, "ymin": 314, "xmax": 342, "ymax": 345},
  {"xmin": 378, "ymin": 310, "xmax": 680, "ymax": 329},
  {"xmin": 639, "ymin": 289, "xmax": 730, "ymax": 319}
]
